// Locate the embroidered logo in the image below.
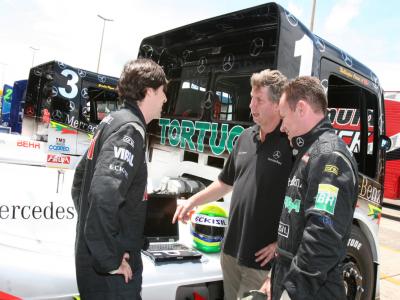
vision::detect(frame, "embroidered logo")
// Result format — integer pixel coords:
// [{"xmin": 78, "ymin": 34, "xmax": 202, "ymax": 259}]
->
[
  {"xmin": 284, "ymin": 196, "xmax": 301, "ymax": 214},
  {"xmin": 314, "ymin": 184, "xmax": 339, "ymax": 215}
]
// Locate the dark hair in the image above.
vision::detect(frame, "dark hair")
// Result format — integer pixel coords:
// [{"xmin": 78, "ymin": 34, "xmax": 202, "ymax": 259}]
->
[
  {"xmin": 250, "ymin": 69, "xmax": 287, "ymax": 103},
  {"xmin": 283, "ymin": 76, "xmax": 327, "ymax": 113},
  {"xmin": 117, "ymin": 58, "xmax": 167, "ymax": 103}
]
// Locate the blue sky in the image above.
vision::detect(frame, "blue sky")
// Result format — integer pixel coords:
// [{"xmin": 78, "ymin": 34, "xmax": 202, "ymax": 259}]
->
[{"xmin": 0, "ymin": 0, "xmax": 398, "ymax": 90}]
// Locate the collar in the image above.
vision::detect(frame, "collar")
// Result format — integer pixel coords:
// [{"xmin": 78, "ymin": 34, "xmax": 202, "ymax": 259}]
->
[
  {"xmin": 251, "ymin": 121, "xmax": 282, "ymax": 143},
  {"xmin": 291, "ymin": 115, "xmax": 332, "ymax": 155},
  {"xmin": 123, "ymin": 100, "xmax": 146, "ymax": 128}
]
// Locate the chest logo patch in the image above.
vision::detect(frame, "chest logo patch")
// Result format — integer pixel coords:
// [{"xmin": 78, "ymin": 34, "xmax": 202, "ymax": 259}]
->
[
  {"xmin": 314, "ymin": 184, "xmax": 339, "ymax": 215},
  {"xmin": 324, "ymin": 164, "xmax": 339, "ymax": 175},
  {"xmin": 278, "ymin": 221, "xmax": 290, "ymax": 238},
  {"xmin": 284, "ymin": 196, "xmax": 301, "ymax": 213}
]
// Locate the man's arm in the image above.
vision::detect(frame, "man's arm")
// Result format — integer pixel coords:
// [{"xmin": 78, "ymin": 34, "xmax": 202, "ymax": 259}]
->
[
  {"xmin": 283, "ymin": 151, "xmax": 357, "ymax": 299},
  {"xmin": 173, "ymin": 180, "xmax": 232, "ymax": 223},
  {"xmin": 71, "ymin": 154, "xmax": 87, "ymax": 213}
]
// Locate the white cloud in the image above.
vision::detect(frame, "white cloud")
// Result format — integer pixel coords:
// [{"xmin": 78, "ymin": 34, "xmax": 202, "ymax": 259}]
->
[{"xmin": 323, "ymin": 0, "xmax": 363, "ymax": 34}]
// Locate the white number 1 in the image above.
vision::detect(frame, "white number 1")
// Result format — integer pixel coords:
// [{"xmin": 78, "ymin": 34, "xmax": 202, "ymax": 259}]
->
[{"xmin": 294, "ymin": 35, "xmax": 314, "ymax": 76}]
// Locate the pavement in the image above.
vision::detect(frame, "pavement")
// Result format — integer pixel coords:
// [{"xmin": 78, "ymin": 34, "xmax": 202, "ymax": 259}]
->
[{"xmin": 379, "ymin": 198, "xmax": 400, "ymax": 299}]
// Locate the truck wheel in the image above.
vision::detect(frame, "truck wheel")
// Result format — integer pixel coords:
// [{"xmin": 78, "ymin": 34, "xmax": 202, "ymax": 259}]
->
[{"xmin": 343, "ymin": 225, "xmax": 374, "ymax": 300}]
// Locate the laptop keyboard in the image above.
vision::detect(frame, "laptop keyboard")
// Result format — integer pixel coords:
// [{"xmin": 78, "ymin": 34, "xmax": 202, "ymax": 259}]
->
[{"xmin": 148, "ymin": 243, "xmax": 189, "ymax": 251}]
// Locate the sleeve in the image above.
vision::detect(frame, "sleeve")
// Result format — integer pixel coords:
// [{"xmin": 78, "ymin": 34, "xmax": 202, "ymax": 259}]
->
[
  {"xmin": 83, "ymin": 123, "xmax": 145, "ymax": 273},
  {"xmin": 218, "ymin": 134, "xmax": 241, "ymax": 186},
  {"xmin": 283, "ymin": 150, "xmax": 357, "ymax": 299},
  {"xmin": 71, "ymin": 154, "xmax": 87, "ymax": 213}
]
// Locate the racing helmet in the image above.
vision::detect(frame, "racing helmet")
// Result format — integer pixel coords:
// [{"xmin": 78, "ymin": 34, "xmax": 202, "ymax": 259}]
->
[{"xmin": 190, "ymin": 204, "xmax": 228, "ymax": 253}]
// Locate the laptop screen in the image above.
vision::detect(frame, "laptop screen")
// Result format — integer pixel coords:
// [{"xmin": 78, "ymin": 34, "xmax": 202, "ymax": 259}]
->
[{"xmin": 144, "ymin": 194, "xmax": 179, "ymax": 242}]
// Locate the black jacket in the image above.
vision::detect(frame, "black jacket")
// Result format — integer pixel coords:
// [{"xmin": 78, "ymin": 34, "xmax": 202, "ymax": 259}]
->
[
  {"xmin": 72, "ymin": 102, "xmax": 147, "ymax": 299},
  {"xmin": 272, "ymin": 116, "xmax": 358, "ymax": 300}
]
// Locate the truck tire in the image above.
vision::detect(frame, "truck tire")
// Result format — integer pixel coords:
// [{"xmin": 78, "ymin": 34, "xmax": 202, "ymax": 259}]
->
[{"xmin": 343, "ymin": 225, "xmax": 374, "ymax": 300}]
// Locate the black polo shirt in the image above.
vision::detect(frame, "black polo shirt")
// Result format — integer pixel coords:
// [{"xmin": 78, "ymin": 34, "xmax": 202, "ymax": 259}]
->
[{"xmin": 219, "ymin": 123, "xmax": 293, "ymax": 270}]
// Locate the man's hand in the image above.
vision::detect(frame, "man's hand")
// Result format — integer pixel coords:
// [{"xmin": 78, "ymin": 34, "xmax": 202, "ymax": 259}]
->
[
  {"xmin": 115, "ymin": 252, "xmax": 132, "ymax": 283},
  {"xmin": 172, "ymin": 199, "xmax": 194, "ymax": 224},
  {"xmin": 255, "ymin": 242, "xmax": 277, "ymax": 267},
  {"xmin": 259, "ymin": 276, "xmax": 271, "ymax": 300}
]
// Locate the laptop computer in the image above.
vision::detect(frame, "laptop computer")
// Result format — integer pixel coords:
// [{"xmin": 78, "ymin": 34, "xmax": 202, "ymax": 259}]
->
[{"xmin": 142, "ymin": 193, "xmax": 202, "ymax": 263}]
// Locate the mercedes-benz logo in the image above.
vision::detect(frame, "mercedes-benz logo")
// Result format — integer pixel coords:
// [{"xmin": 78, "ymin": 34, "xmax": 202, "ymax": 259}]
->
[
  {"xmin": 341, "ymin": 51, "xmax": 353, "ymax": 67},
  {"xmin": 98, "ymin": 75, "xmax": 106, "ymax": 83},
  {"xmin": 230, "ymin": 13, "xmax": 245, "ymax": 20},
  {"xmin": 81, "ymin": 88, "xmax": 89, "ymax": 99},
  {"xmin": 285, "ymin": 10, "xmax": 298, "ymax": 27},
  {"xmin": 51, "ymin": 86, "xmax": 58, "ymax": 97},
  {"xmin": 249, "ymin": 38, "xmax": 264, "ymax": 57},
  {"xmin": 296, "ymin": 137, "xmax": 305, "ymax": 147},
  {"xmin": 203, "ymin": 91, "xmax": 213, "ymax": 110},
  {"xmin": 141, "ymin": 44, "xmax": 153, "ymax": 58},
  {"xmin": 216, "ymin": 23, "xmax": 233, "ymax": 31},
  {"xmin": 34, "ymin": 69, "xmax": 42, "ymax": 76},
  {"xmin": 321, "ymin": 79, "xmax": 328, "ymax": 94},
  {"xmin": 52, "ymin": 109, "xmax": 63, "ymax": 119},
  {"xmin": 58, "ymin": 61, "xmax": 66, "ymax": 69},
  {"xmin": 69, "ymin": 101, "xmax": 75, "ymax": 112},
  {"xmin": 78, "ymin": 69, "xmax": 87, "ymax": 77},
  {"xmin": 315, "ymin": 37, "xmax": 326, "ymax": 53},
  {"xmin": 197, "ymin": 57, "xmax": 207, "ymax": 74},
  {"xmin": 223, "ymin": 54, "xmax": 234, "ymax": 72},
  {"xmin": 273, "ymin": 150, "xmax": 281, "ymax": 160},
  {"xmin": 182, "ymin": 50, "xmax": 191, "ymax": 62}
]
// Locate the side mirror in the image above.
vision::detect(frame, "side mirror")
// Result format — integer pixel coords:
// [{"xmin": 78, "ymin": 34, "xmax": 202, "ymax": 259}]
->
[{"xmin": 379, "ymin": 135, "xmax": 391, "ymax": 151}]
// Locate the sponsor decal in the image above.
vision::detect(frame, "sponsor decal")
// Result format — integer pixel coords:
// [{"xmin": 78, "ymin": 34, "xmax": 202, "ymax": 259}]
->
[
  {"xmin": 101, "ymin": 115, "xmax": 114, "ymax": 125},
  {"xmin": 324, "ymin": 164, "xmax": 339, "ymax": 175},
  {"xmin": 97, "ymin": 83, "xmax": 115, "ymax": 91},
  {"xmin": 17, "ymin": 140, "xmax": 41, "ymax": 149},
  {"xmin": 0, "ymin": 201, "xmax": 75, "ymax": 220},
  {"xmin": 48, "ymin": 144, "xmax": 70, "ymax": 152},
  {"xmin": 368, "ymin": 203, "xmax": 382, "ymax": 220},
  {"xmin": 314, "ymin": 184, "xmax": 339, "ymax": 215},
  {"xmin": 114, "ymin": 146, "xmax": 134, "ymax": 167},
  {"xmin": 284, "ymin": 196, "xmax": 301, "ymax": 213},
  {"xmin": 278, "ymin": 221, "xmax": 289, "ymax": 238},
  {"xmin": 358, "ymin": 175, "xmax": 381, "ymax": 205},
  {"xmin": 347, "ymin": 238, "xmax": 362, "ymax": 251},
  {"xmin": 318, "ymin": 215, "xmax": 333, "ymax": 226},
  {"xmin": 288, "ymin": 175, "xmax": 302, "ymax": 188},
  {"xmin": 159, "ymin": 118, "xmax": 244, "ymax": 155},
  {"xmin": 338, "ymin": 66, "xmax": 369, "ymax": 87},
  {"xmin": 122, "ymin": 135, "xmax": 135, "ymax": 148},
  {"xmin": 87, "ymin": 133, "xmax": 98, "ymax": 160},
  {"xmin": 50, "ymin": 121, "xmax": 78, "ymax": 135},
  {"xmin": 47, "ymin": 154, "xmax": 71, "ymax": 165},
  {"xmin": 109, "ymin": 164, "xmax": 128, "ymax": 179},
  {"xmin": 191, "ymin": 214, "xmax": 227, "ymax": 227}
]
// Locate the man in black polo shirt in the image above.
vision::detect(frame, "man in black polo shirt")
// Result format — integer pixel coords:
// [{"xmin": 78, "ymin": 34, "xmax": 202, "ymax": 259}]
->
[{"xmin": 173, "ymin": 69, "xmax": 293, "ymax": 299}]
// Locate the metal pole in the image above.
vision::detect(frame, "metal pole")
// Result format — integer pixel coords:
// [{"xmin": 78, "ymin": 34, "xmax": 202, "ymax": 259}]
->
[
  {"xmin": 30, "ymin": 46, "xmax": 39, "ymax": 67},
  {"xmin": 310, "ymin": 0, "xmax": 317, "ymax": 32},
  {"xmin": 96, "ymin": 15, "xmax": 113, "ymax": 73}
]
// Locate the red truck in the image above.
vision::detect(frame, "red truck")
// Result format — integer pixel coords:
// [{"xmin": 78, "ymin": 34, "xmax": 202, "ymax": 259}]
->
[{"xmin": 384, "ymin": 91, "xmax": 400, "ymax": 199}]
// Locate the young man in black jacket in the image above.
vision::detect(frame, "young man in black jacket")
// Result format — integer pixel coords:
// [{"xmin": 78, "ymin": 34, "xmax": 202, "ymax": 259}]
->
[
  {"xmin": 72, "ymin": 59, "xmax": 167, "ymax": 300},
  {"xmin": 271, "ymin": 76, "xmax": 358, "ymax": 300}
]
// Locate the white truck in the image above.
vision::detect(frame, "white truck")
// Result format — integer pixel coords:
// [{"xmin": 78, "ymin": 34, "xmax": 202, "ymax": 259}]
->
[{"xmin": 0, "ymin": 3, "xmax": 391, "ymax": 299}]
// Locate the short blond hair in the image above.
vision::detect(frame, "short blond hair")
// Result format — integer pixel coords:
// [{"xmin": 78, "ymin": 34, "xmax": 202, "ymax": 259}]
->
[{"xmin": 250, "ymin": 69, "xmax": 287, "ymax": 103}]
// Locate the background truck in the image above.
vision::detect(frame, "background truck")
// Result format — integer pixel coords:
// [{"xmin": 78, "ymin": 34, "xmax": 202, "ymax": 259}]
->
[{"xmin": 0, "ymin": 2, "xmax": 391, "ymax": 299}]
